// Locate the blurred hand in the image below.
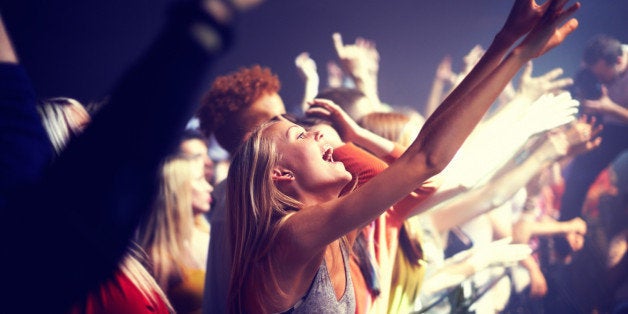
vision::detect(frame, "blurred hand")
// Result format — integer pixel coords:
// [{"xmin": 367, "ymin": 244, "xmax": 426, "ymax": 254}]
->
[
  {"xmin": 305, "ymin": 98, "xmax": 362, "ymax": 142},
  {"xmin": 332, "ymin": 32, "xmax": 380, "ymax": 80},
  {"xmin": 563, "ymin": 114, "xmax": 603, "ymax": 157},
  {"xmin": 295, "ymin": 52, "xmax": 319, "ymax": 82},
  {"xmin": 515, "ymin": 0, "xmax": 580, "ymax": 59},
  {"xmin": 519, "ymin": 91, "xmax": 579, "ymax": 136},
  {"xmin": 517, "ymin": 61, "xmax": 574, "ymax": 102},
  {"xmin": 435, "ymin": 55, "xmax": 455, "ymax": 84},
  {"xmin": 500, "ymin": 0, "xmax": 553, "ymax": 42}
]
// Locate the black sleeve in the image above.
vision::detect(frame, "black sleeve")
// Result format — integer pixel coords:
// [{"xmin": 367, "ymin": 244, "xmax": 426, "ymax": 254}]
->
[{"xmin": 2, "ymin": 3, "xmax": 233, "ymax": 312}]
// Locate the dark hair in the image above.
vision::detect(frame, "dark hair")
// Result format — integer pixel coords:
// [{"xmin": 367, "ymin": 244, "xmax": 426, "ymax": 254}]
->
[
  {"xmin": 583, "ymin": 34, "xmax": 622, "ymax": 66},
  {"xmin": 315, "ymin": 87, "xmax": 367, "ymax": 119},
  {"xmin": 571, "ymin": 68, "xmax": 603, "ymax": 100},
  {"xmin": 180, "ymin": 128, "xmax": 207, "ymax": 143}
]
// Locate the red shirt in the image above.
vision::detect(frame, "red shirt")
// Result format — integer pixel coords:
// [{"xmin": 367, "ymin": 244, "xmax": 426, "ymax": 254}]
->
[{"xmin": 69, "ymin": 269, "xmax": 170, "ymax": 314}]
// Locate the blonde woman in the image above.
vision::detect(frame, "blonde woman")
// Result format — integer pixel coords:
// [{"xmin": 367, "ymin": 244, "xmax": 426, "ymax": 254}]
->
[
  {"xmin": 226, "ymin": 1, "xmax": 581, "ymax": 312},
  {"xmin": 138, "ymin": 156, "xmax": 213, "ymax": 314}
]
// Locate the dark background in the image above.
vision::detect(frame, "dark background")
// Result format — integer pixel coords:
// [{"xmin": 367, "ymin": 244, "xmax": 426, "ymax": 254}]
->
[{"xmin": 1, "ymin": 0, "xmax": 627, "ymax": 115}]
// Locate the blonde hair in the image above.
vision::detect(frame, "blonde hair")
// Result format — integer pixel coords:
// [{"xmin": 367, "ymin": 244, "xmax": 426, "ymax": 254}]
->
[
  {"xmin": 358, "ymin": 111, "xmax": 424, "ymax": 147},
  {"xmin": 137, "ymin": 156, "xmax": 198, "ymax": 291},
  {"xmin": 36, "ymin": 97, "xmax": 90, "ymax": 155},
  {"xmin": 120, "ymin": 245, "xmax": 174, "ymax": 312},
  {"xmin": 358, "ymin": 110, "xmax": 427, "ymax": 267},
  {"xmin": 227, "ymin": 121, "xmax": 302, "ymax": 313}
]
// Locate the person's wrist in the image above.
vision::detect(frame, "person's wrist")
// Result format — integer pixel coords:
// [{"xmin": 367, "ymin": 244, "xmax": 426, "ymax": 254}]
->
[{"xmin": 493, "ymin": 29, "xmax": 517, "ymax": 50}]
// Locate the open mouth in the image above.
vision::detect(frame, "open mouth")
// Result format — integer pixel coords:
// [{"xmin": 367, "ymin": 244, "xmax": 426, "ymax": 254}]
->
[{"xmin": 322, "ymin": 144, "xmax": 334, "ymax": 162}]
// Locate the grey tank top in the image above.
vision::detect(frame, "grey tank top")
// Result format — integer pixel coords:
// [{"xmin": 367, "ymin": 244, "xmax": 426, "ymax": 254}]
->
[{"xmin": 281, "ymin": 242, "xmax": 355, "ymax": 314}]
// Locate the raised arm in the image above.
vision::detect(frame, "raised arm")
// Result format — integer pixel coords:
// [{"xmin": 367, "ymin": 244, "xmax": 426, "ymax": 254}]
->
[
  {"xmin": 288, "ymin": 0, "xmax": 581, "ymax": 252},
  {"xmin": 582, "ymin": 85, "xmax": 628, "ymax": 124},
  {"xmin": 4, "ymin": 1, "xmax": 264, "ymax": 312},
  {"xmin": 332, "ymin": 32, "xmax": 384, "ymax": 110},
  {"xmin": 429, "ymin": 119, "xmax": 598, "ymax": 235},
  {"xmin": 295, "ymin": 52, "xmax": 320, "ymax": 113},
  {"xmin": 0, "ymin": 14, "xmax": 52, "ymax": 204}
]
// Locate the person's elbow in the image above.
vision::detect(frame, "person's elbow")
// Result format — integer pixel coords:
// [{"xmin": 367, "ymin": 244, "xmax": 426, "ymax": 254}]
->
[{"xmin": 407, "ymin": 151, "xmax": 448, "ymax": 181}]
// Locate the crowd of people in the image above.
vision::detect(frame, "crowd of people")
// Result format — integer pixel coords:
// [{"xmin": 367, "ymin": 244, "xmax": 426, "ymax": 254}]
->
[{"xmin": 1, "ymin": 0, "xmax": 626, "ymax": 313}]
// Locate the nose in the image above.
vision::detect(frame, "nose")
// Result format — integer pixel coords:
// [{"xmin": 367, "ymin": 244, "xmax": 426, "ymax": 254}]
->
[{"xmin": 313, "ymin": 130, "xmax": 324, "ymax": 141}]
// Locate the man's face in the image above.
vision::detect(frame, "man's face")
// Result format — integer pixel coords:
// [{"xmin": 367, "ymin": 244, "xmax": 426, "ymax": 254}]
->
[
  {"xmin": 589, "ymin": 58, "xmax": 620, "ymax": 84},
  {"xmin": 240, "ymin": 92, "xmax": 286, "ymax": 140}
]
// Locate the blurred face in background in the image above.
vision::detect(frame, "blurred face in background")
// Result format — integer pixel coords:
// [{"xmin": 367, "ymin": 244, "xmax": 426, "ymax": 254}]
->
[
  {"xmin": 190, "ymin": 160, "xmax": 213, "ymax": 215},
  {"xmin": 180, "ymin": 138, "xmax": 215, "ymax": 183}
]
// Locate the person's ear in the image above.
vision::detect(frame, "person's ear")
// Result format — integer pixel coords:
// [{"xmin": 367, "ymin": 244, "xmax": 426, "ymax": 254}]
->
[{"xmin": 272, "ymin": 168, "xmax": 295, "ymax": 183}]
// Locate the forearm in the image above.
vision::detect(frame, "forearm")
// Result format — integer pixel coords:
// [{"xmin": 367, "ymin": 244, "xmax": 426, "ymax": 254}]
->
[
  {"xmin": 527, "ymin": 217, "xmax": 574, "ymax": 237},
  {"xmin": 409, "ymin": 48, "xmax": 528, "ymax": 174},
  {"xmin": 33, "ymin": 3, "xmax": 232, "ymax": 306},
  {"xmin": 421, "ymin": 260, "xmax": 476, "ymax": 295},
  {"xmin": 424, "ymin": 76, "xmax": 447, "ymax": 118},
  {"xmin": 0, "ymin": 16, "xmax": 52, "ymax": 198},
  {"xmin": 352, "ymin": 126, "xmax": 396, "ymax": 158},
  {"xmin": 0, "ymin": 15, "xmax": 18, "ymax": 63},
  {"xmin": 446, "ymin": 98, "xmax": 534, "ymax": 188},
  {"xmin": 299, "ymin": 76, "xmax": 319, "ymax": 113},
  {"xmin": 353, "ymin": 74, "xmax": 382, "ymax": 108},
  {"xmin": 431, "ymin": 136, "xmax": 559, "ymax": 233},
  {"xmin": 605, "ymin": 103, "xmax": 628, "ymax": 124}
]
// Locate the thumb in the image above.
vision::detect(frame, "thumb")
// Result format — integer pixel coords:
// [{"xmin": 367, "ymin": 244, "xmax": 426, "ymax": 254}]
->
[{"xmin": 600, "ymin": 84, "xmax": 608, "ymax": 97}]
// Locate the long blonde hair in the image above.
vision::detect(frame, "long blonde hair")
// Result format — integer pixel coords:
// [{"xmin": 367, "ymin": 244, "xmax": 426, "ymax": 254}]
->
[
  {"xmin": 137, "ymin": 156, "xmax": 198, "ymax": 290},
  {"xmin": 227, "ymin": 121, "xmax": 302, "ymax": 313},
  {"xmin": 121, "ymin": 244, "xmax": 174, "ymax": 312}
]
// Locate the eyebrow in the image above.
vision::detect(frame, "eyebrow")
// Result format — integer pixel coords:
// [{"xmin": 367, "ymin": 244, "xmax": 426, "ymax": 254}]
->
[{"xmin": 286, "ymin": 125, "xmax": 300, "ymax": 139}]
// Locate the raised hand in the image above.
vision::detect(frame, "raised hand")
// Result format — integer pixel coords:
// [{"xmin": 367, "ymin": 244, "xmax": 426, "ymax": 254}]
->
[
  {"xmin": 500, "ymin": 0, "xmax": 554, "ymax": 42},
  {"xmin": 305, "ymin": 98, "xmax": 362, "ymax": 142},
  {"xmin": 332, "ymin": 32, "xmax": 380, "ymax": 79},
  {"xmin": 295, "ymin": 52, "xmax": 319, "ymax": 82},
  {"xmin": 518, "ymin": 91, "xmax": 579, "ymax": 135},
  {"xmin": 563, "ymin": 114, "xmax": 603, "ymax": 157},
  {"xmin": 517, "ymin": 61, "xmax": 574, "ymax": 102},
  {"xmin": 435, "ymin": 55, "xmax": 455, "ymax": 84},
  {"xmin": 295, "ymin": 52, "xmax": 320, "ymax": 112},
  {"xmin": 516, "ymin": 0, "xmax": 580, "ymax": 59}
]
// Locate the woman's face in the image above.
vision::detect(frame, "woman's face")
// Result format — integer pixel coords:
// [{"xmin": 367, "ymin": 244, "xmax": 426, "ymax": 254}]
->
[
  {"xmin": 266, "ymin": 120, "xmax": 351, "ymax": 201},
  {"xmin": 190, "ymin": 161, "xmax": 213, "ymax": 215}
]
